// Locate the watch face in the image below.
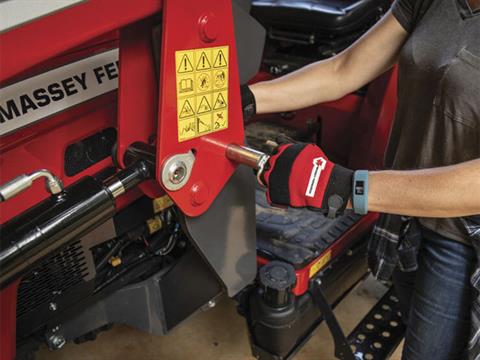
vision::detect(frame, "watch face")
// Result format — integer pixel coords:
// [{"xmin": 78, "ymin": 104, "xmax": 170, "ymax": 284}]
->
[{"xmin": 355, "ymin": 180, "xmax": 365, "ymax": 195}]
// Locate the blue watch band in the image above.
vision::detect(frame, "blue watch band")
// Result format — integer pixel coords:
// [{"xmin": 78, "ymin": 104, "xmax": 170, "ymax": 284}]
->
[{"xmin": 353, "ymin": 170, "xmax": 369, "ymax": 215}]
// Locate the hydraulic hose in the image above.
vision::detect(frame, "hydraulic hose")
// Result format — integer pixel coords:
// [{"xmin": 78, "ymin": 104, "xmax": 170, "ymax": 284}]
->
[{"xmin": 0, "ymin": 160, "xmax": 152, "ymax": 289}]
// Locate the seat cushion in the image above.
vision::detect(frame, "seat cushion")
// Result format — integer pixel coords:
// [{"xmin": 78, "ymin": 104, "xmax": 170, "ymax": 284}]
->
[
  {"xmin": 251, "ymin": 0, "xmax": 390, "ymax": 35},
  {"xmin": 256, "ymin": 188, "xmax": 362, "ymax": 268}
]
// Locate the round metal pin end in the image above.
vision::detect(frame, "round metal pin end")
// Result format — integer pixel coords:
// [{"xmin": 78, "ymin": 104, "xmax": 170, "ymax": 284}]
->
[
  {"xmin": 161, "ymin": 151, "xmax": 195, "ymax": 191},
  {"xmin": 168, "ymin": 161, "xmax": 187, "ymax": 184}
]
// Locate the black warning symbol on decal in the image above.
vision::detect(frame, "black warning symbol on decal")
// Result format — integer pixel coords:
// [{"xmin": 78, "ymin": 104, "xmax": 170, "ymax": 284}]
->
[
  {"xmin": 197, "ymin": 115, "xmax": 212, "ymax": 133},
  {"xmin": 213, "ymin": 50, "xmax": 227, "ymax": 68},
  {"xmin": 214, "ymin": 70, "xmax": 226, "ymax": 89},
  {"xmin": 197, "ymin": 73, "xmax": 210, "ymax": 91},
  {"xmin": 179, "ymin": 78, "xmax": 194, "ymax": 93},
  {"xmin": 180, "ymin": 120, "xmax": 196, "ymax": 137},
  {"xmin": 197, "ymin": 96, "xmax": 212, "ymax": 114},
  {"xmin": 177, "ymin": 54, "xmax": 194, "ymax": 73},
  {"xmin": 179, "ymin": 99, "xmax": 195, "ymax": 118},
  {"xmin": 214, "ymin": 111, "xmax": 227, "ymax": 130},
  {"xmin": 213, "ymin": 92, "xmax": 227, "ymax": 110},
  {"xmin": 196, "ymin": 52, "xmax": 211, "ymax": 70}
]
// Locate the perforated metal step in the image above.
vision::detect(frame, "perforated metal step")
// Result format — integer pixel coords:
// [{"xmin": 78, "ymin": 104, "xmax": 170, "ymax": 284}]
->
[{"xmin": 348, "ymin": 288, "xmax": 406, "ymax": 360}]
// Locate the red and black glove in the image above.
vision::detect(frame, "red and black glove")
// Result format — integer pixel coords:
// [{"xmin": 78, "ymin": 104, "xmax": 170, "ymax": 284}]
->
[{"xmin": 262, "ymin": 143, "xmax": 353, "ymax": 218}]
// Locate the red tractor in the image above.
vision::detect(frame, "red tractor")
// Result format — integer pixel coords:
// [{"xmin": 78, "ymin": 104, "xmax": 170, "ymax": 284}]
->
[{"xmin": 0, "ymin": 1, "xmax": 402, "ymax": 359}]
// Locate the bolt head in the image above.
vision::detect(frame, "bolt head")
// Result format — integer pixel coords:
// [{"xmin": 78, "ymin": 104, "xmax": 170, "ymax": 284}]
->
[
  {"xmin": 190, "ymin": 181, "xmax": 209, "ymax": 206},
  {"xmin": 168, "ymin": 161, "xmax": 187, "ymax": 184},
  {"xmin": 49, "ymin": 302, "xmax": 57, "ymax": 311},
  {"xmin": 198, "ymin": 13, "xmax": 218, "ymax": 43},
  {"xmin": 48, "ymin": 334, "xmax": 66, "ymax": 350}
]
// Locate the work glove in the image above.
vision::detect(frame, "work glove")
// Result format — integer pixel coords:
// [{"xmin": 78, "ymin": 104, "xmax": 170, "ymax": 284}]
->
[
  {"xmin": 262, "ymin": 143, "xmax": 353, "ymax": 218},
  {"xmin": 241, "ymin": 84, "xmax": 256, "ymax": 121}
]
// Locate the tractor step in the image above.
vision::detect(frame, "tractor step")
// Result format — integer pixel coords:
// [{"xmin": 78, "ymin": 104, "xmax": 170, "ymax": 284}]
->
[{"xmin": 347, "ymin": 288, "xmax": 406, "ymax": 360}]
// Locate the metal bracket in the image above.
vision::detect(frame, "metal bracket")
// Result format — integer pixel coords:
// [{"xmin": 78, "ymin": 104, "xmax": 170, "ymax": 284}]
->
[
  {"xmin": 180, "ymin": 165, "xmax": 257, "ymax": 296},
  {"xmin": 311, "ymin": 278, "xmax": 356, "ymax": 360}
]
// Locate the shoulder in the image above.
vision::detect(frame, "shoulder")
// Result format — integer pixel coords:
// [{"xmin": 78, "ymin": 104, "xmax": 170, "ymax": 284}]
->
[{"xmin": 391, "ymin": 0, "xmax": 434, "ymax": 32}]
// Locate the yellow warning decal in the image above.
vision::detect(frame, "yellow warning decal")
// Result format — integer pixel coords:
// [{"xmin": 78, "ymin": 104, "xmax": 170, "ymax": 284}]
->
[
  {"xmin": 309, "ymin": 250, "xmax": 332, "ymax": 278},
  {"xmin": 177, "ymin": 52, "xmax": 194, "ymax": 73},
  {"xmin": 175, "ymin": 46, "xmax": 229, "ymax": 142}
]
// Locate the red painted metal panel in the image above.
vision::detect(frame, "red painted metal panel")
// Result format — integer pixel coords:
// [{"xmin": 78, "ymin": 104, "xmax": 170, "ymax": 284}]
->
[
  {"xmin": 366, "ymin": 67, "xmax": 398, "ymax": 169},
  {"xmin": 0, "ymin": 4, "xmax": 165, "ymax": 354},
  {"xmin": 0, "ymin": 281, "xmax": 19, "ymax": 360},
  {"xmin": 117, "ymin": 19, "xmax": 157, "ymax": 166},
  {"xmin": 156, "ymin": 0, "xmax": 245, "ymax": 216},
  {"xmin": 348, "ymin": 67, "xmax": 398, "ymax": 170},
  {"xmin": 0, "ymin": 96, "xmax": 116, "ymax": 223},
  {"xmin": 116, "ymin": 17, "xmax": 165, "ymax": 199},
  {"xmin": 0, "ymin": 0, "xmax": 162, "ymax": 83},
  {"xmin": 0, "ymin": 35, "xmax": 119, "ymax": 224},
  {"xmin": 1, "ymin": 32, "xmax": 119, "ymax": 88}
]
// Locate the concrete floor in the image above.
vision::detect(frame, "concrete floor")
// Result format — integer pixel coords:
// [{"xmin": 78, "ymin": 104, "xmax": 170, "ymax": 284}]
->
[{"xmin": 37, "ymin": 277, "xmax": 403, "ymax": 360}]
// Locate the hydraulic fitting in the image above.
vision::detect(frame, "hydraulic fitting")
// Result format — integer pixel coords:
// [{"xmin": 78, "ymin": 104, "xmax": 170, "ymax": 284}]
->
[{"xmin": 0, "ymin": 169, "xmax": 64, "ymax": 202}]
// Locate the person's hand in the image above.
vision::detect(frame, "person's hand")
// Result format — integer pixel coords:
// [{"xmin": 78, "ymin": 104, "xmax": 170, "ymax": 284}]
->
[
  {"xmin": 241, "ymin": 84, "xmax": 256, "ymax": 121},
  {"xmin": 262, "ymin": 143, "xmax": 353, "ymax": 218}
]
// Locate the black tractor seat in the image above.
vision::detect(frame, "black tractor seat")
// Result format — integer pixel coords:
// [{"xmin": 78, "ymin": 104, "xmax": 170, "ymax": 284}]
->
[
  {"xmin": 251, "ymin": 0, "xmax": 390, "ymax": 36},
  {"xmin": 250, "ymin": 0, "xmax": 391, "ymax": 72},
  {"xmin": 255, "ymin": 188, "xmax": 363, "ymax": 268}
]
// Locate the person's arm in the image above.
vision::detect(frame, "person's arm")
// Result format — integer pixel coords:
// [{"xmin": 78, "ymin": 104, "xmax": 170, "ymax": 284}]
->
[
  {"xmin": 368, "ymin": 159, "xmax": 480, "ymax": 217},
  {"xmin": 261, "ymin": 144, "xmax": 480, "ymax": 219},
  {"xmin": 250, "ymin": 11, "xmax": 408, "ymax": 114}
]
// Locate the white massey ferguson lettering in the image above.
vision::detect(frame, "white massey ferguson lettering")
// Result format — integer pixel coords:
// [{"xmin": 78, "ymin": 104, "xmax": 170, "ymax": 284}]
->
[
  {"xmin": 305, "ymin": 157, "xmax": 327, "ymax": 198},
  {"xmin": 0, "ymin": 49, "xmax": 119, "ymax": 136}
]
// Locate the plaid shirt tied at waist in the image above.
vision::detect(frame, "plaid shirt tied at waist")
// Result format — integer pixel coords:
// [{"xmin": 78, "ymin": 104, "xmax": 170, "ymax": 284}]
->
[{"xmin": 367, "ymin": 214, "xmax": 480, "ymax": 360}]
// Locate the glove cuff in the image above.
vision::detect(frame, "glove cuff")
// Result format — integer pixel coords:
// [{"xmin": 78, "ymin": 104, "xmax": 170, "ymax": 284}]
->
[
  {"xmin": 241, "ymin": 84, "xmax": 256, "ymax": 121},
  {"xmin": 321, "ymin": 165, "xmax": 353, "ymax": 218}
]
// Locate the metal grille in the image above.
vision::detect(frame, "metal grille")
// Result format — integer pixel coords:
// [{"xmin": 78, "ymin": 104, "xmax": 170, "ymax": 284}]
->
[{"xmin": 16, "ymin": 241, "xmax": 89, "ymax": 318}]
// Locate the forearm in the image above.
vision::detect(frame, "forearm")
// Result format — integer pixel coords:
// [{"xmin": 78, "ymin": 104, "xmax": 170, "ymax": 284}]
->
[
  {"xmin": 249, "ymin": 11, "xmax": 407, "ymax": 114},
  {"xmin": 250, "ymin": 58, "xmax": 344, "ymax": 113},
  {"xmin": 367, "ymin": 159, "xmax": 480, "ymax": 217}
]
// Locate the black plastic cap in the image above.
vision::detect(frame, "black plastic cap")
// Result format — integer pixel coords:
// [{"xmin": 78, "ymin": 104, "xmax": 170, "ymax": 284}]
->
[{"xmin": 259, "ymin": 261, "xmax": 296, "ymax": 308}]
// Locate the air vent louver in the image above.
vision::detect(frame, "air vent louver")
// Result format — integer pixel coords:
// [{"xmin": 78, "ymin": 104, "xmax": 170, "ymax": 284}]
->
[{"xmin": 16, "ymin": 241, "xmax": 89, "ymax": 318}]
